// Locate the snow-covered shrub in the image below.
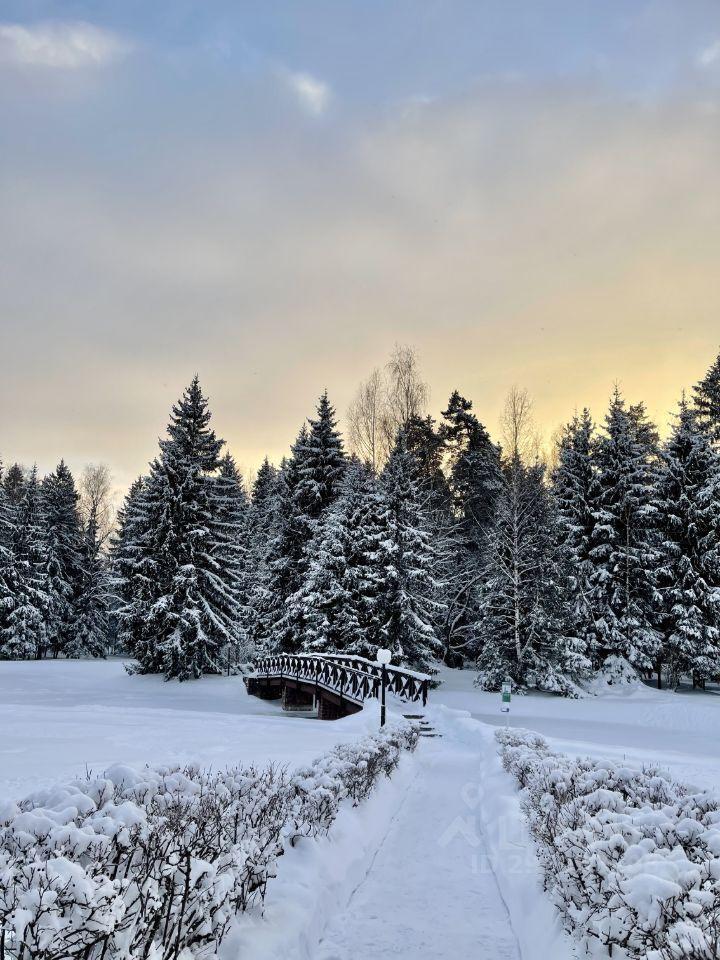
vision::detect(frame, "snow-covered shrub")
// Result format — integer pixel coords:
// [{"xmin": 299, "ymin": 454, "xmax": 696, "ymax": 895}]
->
[
  {"xmin": 496, "ymin": 727, "xmax": 720, "ymax": 959},
  {"xmin": 0, "ymin": 720, "xmax": 419, "ymax": 960}
]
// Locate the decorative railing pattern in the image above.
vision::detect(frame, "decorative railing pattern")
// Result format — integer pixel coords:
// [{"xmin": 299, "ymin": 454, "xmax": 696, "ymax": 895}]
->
[{"xmin": 247, "ymin": 653, "xmax": 430, "ymax": 707}]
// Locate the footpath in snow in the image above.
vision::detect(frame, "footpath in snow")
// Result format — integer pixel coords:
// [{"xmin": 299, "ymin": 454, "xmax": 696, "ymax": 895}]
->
[
  {"xmin": 314, "ymin": 732, "xmax": 521, "ymax": 960},
  {"xmin": 235, "ymin": 707, "xmax": 572, "ymax": 960}
]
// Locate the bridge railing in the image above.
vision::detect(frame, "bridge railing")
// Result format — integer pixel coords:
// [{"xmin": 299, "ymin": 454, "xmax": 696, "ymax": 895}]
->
[{"xmin": 248, "ymin": 652, "xmax": 430, "ymax": 707}]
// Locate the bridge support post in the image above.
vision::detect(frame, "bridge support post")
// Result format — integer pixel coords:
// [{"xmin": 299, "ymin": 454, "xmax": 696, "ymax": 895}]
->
[{"xmin": 282, "ymin": 683, "xmax": 314, "ymax": 712}]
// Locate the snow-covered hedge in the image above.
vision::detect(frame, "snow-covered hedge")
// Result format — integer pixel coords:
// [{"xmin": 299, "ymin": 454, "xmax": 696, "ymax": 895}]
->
[
  {"xmin": 0, "ymin": 721, "xmax": 419, "ymax": 960},
  {"xmin": 496, "ymin": 727, "xmax": 720, "ymax": 959}
]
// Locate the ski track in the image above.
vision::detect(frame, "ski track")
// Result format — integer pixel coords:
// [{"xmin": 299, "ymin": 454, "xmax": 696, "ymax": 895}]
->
[{"xmin": 314, "ymin": 739, "xmax": 521, "ymax": 960}]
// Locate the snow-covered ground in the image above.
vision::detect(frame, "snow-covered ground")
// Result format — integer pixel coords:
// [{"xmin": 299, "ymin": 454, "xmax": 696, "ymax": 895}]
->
[
  {"xmin": 3, "ymin": 657, "xmax": 720, "ymax": 959},
  {"xmin": 3, "ymin": 658, "xmax": 720, "ymax": 803},
  {"xmin": 0, "ymin": 659, "xmax": 375, "ymax": 803},
  {"xmin": 430, "ymin": 665, "xmax": 720, "ymax": 792}
]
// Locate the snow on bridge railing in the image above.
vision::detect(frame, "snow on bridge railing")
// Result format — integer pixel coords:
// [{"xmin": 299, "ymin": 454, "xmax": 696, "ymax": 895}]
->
[{"xmin": 247, "ymin": 652, "xmax": 431, "ymax": 707}]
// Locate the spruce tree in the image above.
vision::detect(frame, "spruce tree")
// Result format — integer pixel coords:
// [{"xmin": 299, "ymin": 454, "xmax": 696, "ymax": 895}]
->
[
  {"xmin": 655, "ymin": 399, "xmax": 720, "ymax": 687},
  {"xmin": 0, "ymin": 463, "xmax": 15, "ymax": 641},
  {"xmin": 439, "ymin": 391, "xmax": 504, "ymax": 663},
  {"xmin": 42, "ymin": 460, "xmax": 84, "ymax": 657},
  {"xmin": 376, "ymin": 434, "xmax": 444, "ymax": 671},
  {"xmin": 294, "ymin": 460, "xmax": 389, "ymax": 658},
  {"xmin": 111, "ymin": 477, "xmax": 152, "ymax": 658},
  {"xmin": 71, "ymin": 503, "xmax": 111, "ymax": 657},
  {"xmin": 4, "ymin": 463, "xmax": 25, "ymax": 506},
  {"xmin": 552, "ymin": 409, "xmax": 601, "ymax": 660},
  {"xmin": 244, "ymin": 459, "xmax": 280, "ymax": 654},
  {"xmin": 265, "ymin": 393, "xmax": 346, "ymax": 651},
  {"xmin": 589, "ymin": 389, "xmax": 661, "ymax": 672},
  {"xmin": 693, "ymin": 348, "xmax": 720, "ymax": 445},
  {"xmin": 115, "ymin": 378, "xmax": 245, "ymax": 680},
  {"xmin": 210, "ymin": 452, "xmax": 251, "ymax": 656},
  {"xmin": 476, "ymin": 458, "xmax": 586, "ymax": 694},
  {"xmin": 0, "ymin": 467, "xmax": 50, "ymax": 660}
]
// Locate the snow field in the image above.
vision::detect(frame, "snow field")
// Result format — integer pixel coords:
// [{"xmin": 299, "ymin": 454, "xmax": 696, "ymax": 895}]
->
[{"xmin": 0, "ymin": 660, "xmax": 381, "ymax": 803}]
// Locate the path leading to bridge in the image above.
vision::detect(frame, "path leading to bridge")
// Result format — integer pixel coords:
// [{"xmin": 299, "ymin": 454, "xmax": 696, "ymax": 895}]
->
[{"xmin": 313, "ymin": 733, "xmax": 521, "ymax": 960}]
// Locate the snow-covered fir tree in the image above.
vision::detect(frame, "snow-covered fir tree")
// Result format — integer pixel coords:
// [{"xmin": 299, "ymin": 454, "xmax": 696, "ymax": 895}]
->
[
  {"xmin": 244, "ymin": 458, "xmax": 280, "ymax": 653},
  {"xmin": 264, "ymin": 393, "xmax": 347, "ymax": 651},
  {"xmin": 655, "ymin": 398, "xmax": 720, "ymax": 687},
  {"xmin": 0, "ymin": 467, "xmax": 50, "ymax": 660},
  {"xmin": 293, "ymin": 460, "xmax": 367, "ymax": 656},
  {"xmin": 693, "ymin": 348, "xmax": 720, "ymax": 445},
  {"xmin": 210, "ymin": 452, "xmax": 251, "ymax": 657},
  {"xmin": 441, "ymin": 390, "xmax": 503, "ymax": 549},
  {"xmin": 376, "ymin": 433, "xmax": 445, "ymax": 671},
  {"xmin": 115, "ymin": 378, "xmax": 245, "ymax": 680},
  {"xmin": 476, "ymin": 457, "xmax": 588, "ymax": 694},
  {"xmin": 439, "ymin": 391, "xmax": 504, "ymax": 663},
  {"xmin": 552, "ymin": 409, "xmax": 601, "ymax": 660},
  {"xmin": 71, "ymin": 500, "xmax": 111, "ymax": 658},
  {"xmin": 111, "ymin": 476, "xmax": 150, "ymax": 656},
  {"xmin": 3, "ymin": 463, "xmax": 26, "ymax": 506},
  {"xmin": 42, "ymin": 460, "xmax": 85, "ymax": 657},
  {"xmin": 293, "ymin": 459, "xmax": 393, "ymax": 658},
  {"xmin": 589, "ymin": 389, "xmax": 661, "ymax": 672}
]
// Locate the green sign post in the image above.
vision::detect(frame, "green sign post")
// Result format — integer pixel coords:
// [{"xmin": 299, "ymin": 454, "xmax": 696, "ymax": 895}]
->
[{"xmin": 501, "ymin": 680, "xmax": 511, "ymax": 713}]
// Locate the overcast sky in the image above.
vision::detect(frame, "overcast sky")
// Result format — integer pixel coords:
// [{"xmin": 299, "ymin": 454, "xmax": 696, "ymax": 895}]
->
[{"xmin": 1, "ymin": 1, "xmax": 720, "ymax": 492}]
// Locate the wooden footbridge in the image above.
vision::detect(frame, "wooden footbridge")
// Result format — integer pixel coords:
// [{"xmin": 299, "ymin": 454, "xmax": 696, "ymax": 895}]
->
[{"xmin": 244, "ymin": 652, "xmax": 430, "ymax": 720}]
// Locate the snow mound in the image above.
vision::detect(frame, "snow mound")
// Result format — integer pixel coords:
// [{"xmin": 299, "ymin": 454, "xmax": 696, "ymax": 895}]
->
[
  {"xmin": 0, "ymin": 720, "xmax": 420, "ymax": 960},
  {"xmin": 496, "ymin": 725, "xmax": 720, "ymax": 959},
  {"xmin": 585, "ymin": 654, "xmax": 643, "ymax": 696}
]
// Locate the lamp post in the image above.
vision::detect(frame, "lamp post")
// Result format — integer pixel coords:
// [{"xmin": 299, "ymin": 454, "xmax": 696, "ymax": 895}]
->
[{"xmin": 376, "ymin": 648, "xmax": 392, "ymax": 727}]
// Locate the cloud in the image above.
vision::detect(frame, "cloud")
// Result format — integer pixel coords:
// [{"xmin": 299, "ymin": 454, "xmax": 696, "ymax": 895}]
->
[
  {"xmin": 697, "ymin": 40, "xmax": 720, "ymax": 68},
  {"xmin": 1, "ymin": 74, "xmax": 720, "ymax": 489},
  {"xmin": 0, "ymin": 21, "xmax": 130, "ymax": 69},
  {"xmin": 285, "ymin": 70, "xmax": 331, "ymax": 115}
]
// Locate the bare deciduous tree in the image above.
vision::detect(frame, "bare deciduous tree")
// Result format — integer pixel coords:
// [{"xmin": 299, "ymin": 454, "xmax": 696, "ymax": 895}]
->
[
  {"xmin": 347, "ymin": 367, "xmax": 387, "ymax": 472},
  {"xmin": 346, "ymin": 345, "xmax": 430, "ymax": 471},
  {"xmin": 384, "ymin": 343, "xmax": 430, "ymax": 443},
  {"xmin": 500, "ymin": 386, "xmax": 543, "ymax": 464},
  {"xmin": 78, "ymin": 463, "xmax": 115, "ymax": 547}
]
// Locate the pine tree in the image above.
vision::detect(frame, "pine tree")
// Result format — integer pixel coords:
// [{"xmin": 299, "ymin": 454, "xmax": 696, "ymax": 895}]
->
[
  {"xmin": 589, "ymin": 389, "xmax": 661, "ymax": 672},
  {"xmin": 0, "ymin": 467, "xmax": 50, "ymax": 660},
  {"xmin": 693, "ymin": 348, "xmax": 720, "ymax": 445},
  {"xmin": 42, "ymin": 460, "xmax": 85, "ymax": 657},
  {"xmin": 552, "ymin": 409, "xmax": 601, "ymax": 659},
  {"xmin": 115, "ymin": 378, "xmax": 245, "ymax": 680},
  {"xmin": 376, "ymin": 434, "xmax": 445, "ymax": 671},
  {"xmin": 476, "ymin": 458, "xmax": 586, "ymax": 693},
  {"xmin": 655, "ymin": 399, "xmax": 720, "ymax": 687},
  {"xmin": 440, "ymin": 390, "xmax": 503, "ymax": 548},
  {"xmin": 404, "ymin": 414, "xmax": 449, "ymax": 503}
]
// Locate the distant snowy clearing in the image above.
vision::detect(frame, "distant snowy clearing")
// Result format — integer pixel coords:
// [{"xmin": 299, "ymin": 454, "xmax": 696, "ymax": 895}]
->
[
  {"xmin": 3, "ymin": 658, "xmax": 720, "ymax": 805},
  {"xmin": 0, "ymin": 658, "xmax": 375, "ymax": 802},
  {"xmin": 433, "ymin": 665, "xmax": 720, "ymax": 792}
]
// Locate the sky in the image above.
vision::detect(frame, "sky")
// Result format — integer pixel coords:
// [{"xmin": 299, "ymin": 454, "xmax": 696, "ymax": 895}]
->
[{"xmin": 1, "ymin": 1, "xmax": 720, "ymax": 494}]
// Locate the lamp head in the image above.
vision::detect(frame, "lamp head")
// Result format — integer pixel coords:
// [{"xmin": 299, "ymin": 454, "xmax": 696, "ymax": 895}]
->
[{"xmin": 376, "ymin": 648, "xmax": 392, "ymax": 666}]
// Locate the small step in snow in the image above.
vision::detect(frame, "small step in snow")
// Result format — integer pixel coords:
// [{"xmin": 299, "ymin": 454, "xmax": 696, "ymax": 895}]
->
[{"xmin": 404, "ymin": 713, "xmax": 442, "ymax": 738}]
